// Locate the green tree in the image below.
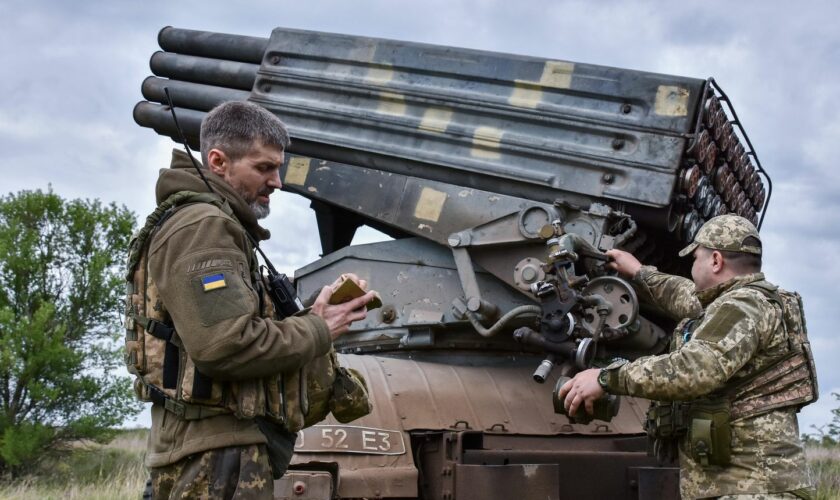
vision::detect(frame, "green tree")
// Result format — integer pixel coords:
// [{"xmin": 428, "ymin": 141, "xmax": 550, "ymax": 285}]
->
[
  {"xmin": 803, "ymin": 392, "xmax": 840, "ymax": 447},
  {"xmin": 0, "ymin": 189, "xmax": 140, "ymax": 475}
]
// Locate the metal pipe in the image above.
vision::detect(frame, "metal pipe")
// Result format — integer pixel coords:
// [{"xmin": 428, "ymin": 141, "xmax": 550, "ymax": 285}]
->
[
  {"xmin": 133, "ymin": 101, "xmax": 205, "ymax": 142},
  {"xmin": 513, "ymin": 327, "xmax": 578, "ymax": 357},
  {"xmin": 142, "ymin": 76, "xmax": 249, "ymax": 112},
  {"xmin": 150, "ymin": 51, "xmax": 259, "ymax": 91},
  {"xmin": 466, "ymin": 305, "xmax": 542, "ymax": 338},
  {"xmin": 158, "ymin": 26, "xmax": 268, "ymax": 64}
]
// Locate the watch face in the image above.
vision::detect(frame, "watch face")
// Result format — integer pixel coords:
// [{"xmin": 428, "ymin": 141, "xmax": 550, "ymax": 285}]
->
[{"xmin": 598, "ymin": 369, "xmax": 608, "ymax": 388}]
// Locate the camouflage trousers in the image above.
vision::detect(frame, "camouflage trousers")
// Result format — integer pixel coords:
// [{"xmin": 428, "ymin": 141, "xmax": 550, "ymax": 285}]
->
[
  {"xmin": 713, "ymin": 488, "xmax": 813, "ymax": 500},
  {"xmin": 150, "ymin": 444, "xmax": 273, "ymax": 499}
]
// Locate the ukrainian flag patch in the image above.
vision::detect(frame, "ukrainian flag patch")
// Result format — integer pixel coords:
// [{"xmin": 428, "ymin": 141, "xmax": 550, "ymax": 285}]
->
[{"xmin": 202, "ymin": 273, "xmax": 227, "ymax": 292}]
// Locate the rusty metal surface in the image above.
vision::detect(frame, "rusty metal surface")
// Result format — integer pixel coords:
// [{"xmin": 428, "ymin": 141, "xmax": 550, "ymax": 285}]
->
[
  {"xmin": 454, "ymin": 464, "xmax": 560, "ymax": 500},
  {"xmin": 412, "ymin": 431, "xmax": 678, "ymax": 499},
  {"xmin": 274, "ymin": 471, "xmax": 333, "ymax": 500},
  {"xmin": 338, "ymin": 353, "xmax": 649, "ymax": 436},
  {"xmin": 287, "ymin": 353, "xmax": 660, "ymax": 498}
]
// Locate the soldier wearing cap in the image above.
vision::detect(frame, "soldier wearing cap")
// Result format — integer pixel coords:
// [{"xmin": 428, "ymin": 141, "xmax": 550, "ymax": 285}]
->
[{"xmin": 558, "ymin": 215, "xmax": 813, "ymax": 499}]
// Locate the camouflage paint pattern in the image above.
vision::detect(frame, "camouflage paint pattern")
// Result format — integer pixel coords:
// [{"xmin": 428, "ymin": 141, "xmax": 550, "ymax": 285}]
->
[
  {"xmin": 604, "ymin": 267, "xmax": 812, "ymax": 498},
  {"xmin": 151, "ymin": 443, "xmax": 273, "ymax": 499}
]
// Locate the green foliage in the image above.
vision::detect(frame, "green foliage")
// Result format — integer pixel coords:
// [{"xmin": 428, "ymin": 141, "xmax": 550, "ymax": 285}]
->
[
  {"xmin": 0, "ymin": 189, "xmax": 140, "ymax": 474},
  {"xmin": 803, "ymin": 392, "xmax": 840, "ymax": 447}
]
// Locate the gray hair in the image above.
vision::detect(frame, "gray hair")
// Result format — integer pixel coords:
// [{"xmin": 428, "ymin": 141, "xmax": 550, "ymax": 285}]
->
[{"xmin": 199, "ymin": 101, "xmax": 290, "ymax": 165}]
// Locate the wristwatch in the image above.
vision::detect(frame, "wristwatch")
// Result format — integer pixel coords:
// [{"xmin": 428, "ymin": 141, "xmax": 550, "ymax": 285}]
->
[{"xmin": 597, "ymin": 368, "xmax": 610, "ymax": 391}]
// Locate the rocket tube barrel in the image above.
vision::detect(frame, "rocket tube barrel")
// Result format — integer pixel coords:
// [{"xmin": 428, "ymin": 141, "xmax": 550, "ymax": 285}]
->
[
  {"xmin": 157, "ymin": 26, "xmax": 268, "ymax": 64},
  {"xmin": 150, "ymin": 51, "xmax": 259, "ymax": 91}
]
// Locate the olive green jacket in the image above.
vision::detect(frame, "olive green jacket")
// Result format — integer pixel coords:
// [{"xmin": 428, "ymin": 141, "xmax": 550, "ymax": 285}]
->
[{"xmin": 145, "ymin": 150, "xmax": 331, "ymax": 468}]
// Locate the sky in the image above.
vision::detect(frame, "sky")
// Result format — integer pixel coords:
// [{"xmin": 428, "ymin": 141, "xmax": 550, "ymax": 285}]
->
[{"xmin": 2, "ymin": 0, "xmax": 839, "ymax": 433}]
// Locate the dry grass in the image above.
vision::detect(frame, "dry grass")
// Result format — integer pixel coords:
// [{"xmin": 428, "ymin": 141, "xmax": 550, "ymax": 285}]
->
[
  {"xmin": 806, "ymin": 446, "xmax": 840, "ymax": 500},
  {"xmin": 0, "ymin": 431, "xmax": 837, "ymax": 499},
  {"xmin": 0, "ymin": 429, "xmax": 149, "ymax": 500}
]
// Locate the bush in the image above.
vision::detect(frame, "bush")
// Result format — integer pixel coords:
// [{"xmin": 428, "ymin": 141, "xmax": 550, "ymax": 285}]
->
[{"xmin": 0, "ymin": 189, "xmax": 141, "ymax": 475}]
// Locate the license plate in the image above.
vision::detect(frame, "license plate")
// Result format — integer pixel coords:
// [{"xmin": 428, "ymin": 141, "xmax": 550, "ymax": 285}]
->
[{"xmin": 294, "ymin": 425, "xmax": 406, "ymax": 455}]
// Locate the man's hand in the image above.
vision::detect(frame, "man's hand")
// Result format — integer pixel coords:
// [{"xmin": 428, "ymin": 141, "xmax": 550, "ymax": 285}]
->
[
  {"xmin": 557, "ymin": 368, "xmax": 605, "ymax": 416},
  {"xmin": 605, "ymin": 249, "xmax": 642, "ymax": 279},
  {"xmin": 311, "ymin": 274, "xmax": 376, "ymax": 339}
]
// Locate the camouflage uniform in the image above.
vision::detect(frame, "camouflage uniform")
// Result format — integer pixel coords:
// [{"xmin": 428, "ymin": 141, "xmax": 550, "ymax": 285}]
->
[
  {"xmin": 601, "ymin": 216, "xmax": 813, "ymax": 499},
  {"xmin": 151, "ymin": 444, "xmax": 273, "ymax": 499}
]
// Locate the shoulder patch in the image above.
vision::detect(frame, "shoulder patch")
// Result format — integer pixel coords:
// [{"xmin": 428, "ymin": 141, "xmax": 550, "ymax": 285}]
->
[
  {"xmin": 693, "ymin": 302, "xmax": 748, "ymax": 343},
  {"xmin": 201, "ymin": 273, "xmax": 227, "ymax": 291}
]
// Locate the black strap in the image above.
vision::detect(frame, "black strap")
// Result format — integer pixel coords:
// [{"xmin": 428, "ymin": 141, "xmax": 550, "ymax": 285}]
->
[
  {"xmin": 147, "ymin": 317, "xmax": 212, "ymax": 396},
  {"xmin": 163, "ymin": 342, "xmax": 180, "ymax": 390},
  {"xmin": 145, "ymin": 318, "xmax": 175, "ymax": 341},
  {"xmin": 192, "ymin": 369, "xmax": 214, "ymax": 399},
  {"xmin": 146, "ymin": 383, "xmax": 229, "ymax": 420},
  {"xmin": 140, "ymin": 317, "xmax": 180, "ymax": 390}
]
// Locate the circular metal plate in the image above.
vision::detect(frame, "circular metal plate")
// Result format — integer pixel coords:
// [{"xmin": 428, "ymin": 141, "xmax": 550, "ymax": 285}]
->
[{"xmin": 580, "ymin": 276, "xmax": 639, "ymax": 333}]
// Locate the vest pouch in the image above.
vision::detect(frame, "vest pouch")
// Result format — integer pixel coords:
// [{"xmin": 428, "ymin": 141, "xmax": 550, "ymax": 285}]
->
[
  {"xmin": 329, "ymin": 367, "xmax": 373, "ymax": 423},
  {"xmin": 125, "ymin": 283, "xmax": 145, "ymax": 376},
  {"xmin": 179, "ymin": 356, "xmax": 225, "ymax": 407},
  {"xmin": 686, "ymin": 399, "xmax": 731, "ymax": 467},
  {"xmin": 282, "ymin": 370, "xmax": 305, "ymax": 432},
  {"xmin": 645, "ymin": 401, "xmax": 690, "ymax": 440},
  {"xmin": 229, "ymin": 379, "xmax": 266, "ymax": 419},
  {"xmin": 302, "ymin": 352, "xmax": 336, "ymax": 428}
]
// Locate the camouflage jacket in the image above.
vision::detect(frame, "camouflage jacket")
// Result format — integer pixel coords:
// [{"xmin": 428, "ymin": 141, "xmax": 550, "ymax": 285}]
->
[
  {"xmin": 603, "ymin": 266, "xmax": 812, "ymax": 499},
  {"xmin": 144, "ymin": 150, "xmax": 333, "ymax": 468}
]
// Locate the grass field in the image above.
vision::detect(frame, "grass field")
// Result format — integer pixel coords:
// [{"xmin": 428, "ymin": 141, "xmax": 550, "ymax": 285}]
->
[
  {"xmin": 805, "ymin": 446, "xmax": 840, "ymax": 500},
  {"xmin": 0, "ymin": 429, "xmax": 148, "ymax": 500},
  {"xmin": 0, "ymin": 430, "xmax": 837, "ymax": 499}
]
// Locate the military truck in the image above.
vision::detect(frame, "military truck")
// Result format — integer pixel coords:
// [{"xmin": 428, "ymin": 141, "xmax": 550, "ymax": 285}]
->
[{"xmin": 134, "ymin": 26, "xmax": 769, "ymax": 500}]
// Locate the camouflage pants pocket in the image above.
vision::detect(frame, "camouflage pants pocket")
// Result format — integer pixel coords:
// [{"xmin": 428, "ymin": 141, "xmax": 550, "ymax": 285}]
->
[
  {"xmin": 150, "ymin": 444, "xmax": 273, "ymax": 499},
  {"xmin": 715, "ymin": 491, "xmax": 811, "ymax": 500}
]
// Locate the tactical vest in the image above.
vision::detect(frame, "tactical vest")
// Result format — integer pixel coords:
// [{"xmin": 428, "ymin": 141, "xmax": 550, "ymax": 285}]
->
[
  {"xmin": 125, "ymin": 191, "xmax": 371, "ymax": 431},
  {"xmin": 646, "ymin": 281, "xmax": 818, "ymax": 466},
  {"xmin": 727, "ymin": 283, "xmax": 818, "ymax": 419}
]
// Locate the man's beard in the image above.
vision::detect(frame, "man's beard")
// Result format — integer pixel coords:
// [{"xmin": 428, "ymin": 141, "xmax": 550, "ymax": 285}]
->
[
  {"xmin": 236, "ymin": 186, "xmax": 272, "ymax": 219},
  {"xmin": 250, "ymin": 200, "xmax": 270, "ymax": 219}
]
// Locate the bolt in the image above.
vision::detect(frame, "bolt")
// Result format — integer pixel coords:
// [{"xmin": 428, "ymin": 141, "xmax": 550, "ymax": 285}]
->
[
  {"xmin": 467, "ymin": 296, "xmax": 482, "ymax": 312},
  {"xmin": 522, "ymin": 267, "xmax": 537, "ymax": 282},
  {"xmin": 602, "ymin": 173, "xmax": 615, "ymax": 185},
  {"xmin": 270, "ymin": 55, "xmax": 281, "ymax": 65},
  {"xmin": 448, "ymin": 235, "xmax": 461, "ymax": 247},
  {"xmin": 621, "ymin": 103, "xmax": 632, "ymax": 114},
  {"xmin": 611, "ymin": 138, "xmax": 625, "ymax": 150},
  {"xmin": 381, "ymin": 307, "xmax": 396, "ymax": 323},
  {"xmin": 293, "ymin": 481, "xmax": 306, "ymax": 495}
]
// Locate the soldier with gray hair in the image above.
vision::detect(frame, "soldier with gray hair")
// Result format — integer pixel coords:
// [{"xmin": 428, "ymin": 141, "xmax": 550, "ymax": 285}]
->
[
  {"xmin": 558, "ymin": 215, "xmax": 815, "ymax": 499},
  {"xmin": 126, "ymin": 100, "xmax": 376, "ymax": 498}
]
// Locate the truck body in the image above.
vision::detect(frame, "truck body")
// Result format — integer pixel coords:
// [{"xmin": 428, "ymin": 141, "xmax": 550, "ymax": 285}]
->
[{"xmin": 134, "ymin": 26, "xmax": 769, "ymax": 500}]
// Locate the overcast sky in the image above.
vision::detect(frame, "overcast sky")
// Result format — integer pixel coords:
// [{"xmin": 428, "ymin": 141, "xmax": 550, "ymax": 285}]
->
[{"xmin": 3, "ymin": 0, "xmax": 838, "ymax": 433}]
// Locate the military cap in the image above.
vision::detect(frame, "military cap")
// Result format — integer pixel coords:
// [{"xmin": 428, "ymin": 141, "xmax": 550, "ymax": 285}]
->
[{"xmin": 678, "ymin": 214, "xmax": 762, "ymax": 257}]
